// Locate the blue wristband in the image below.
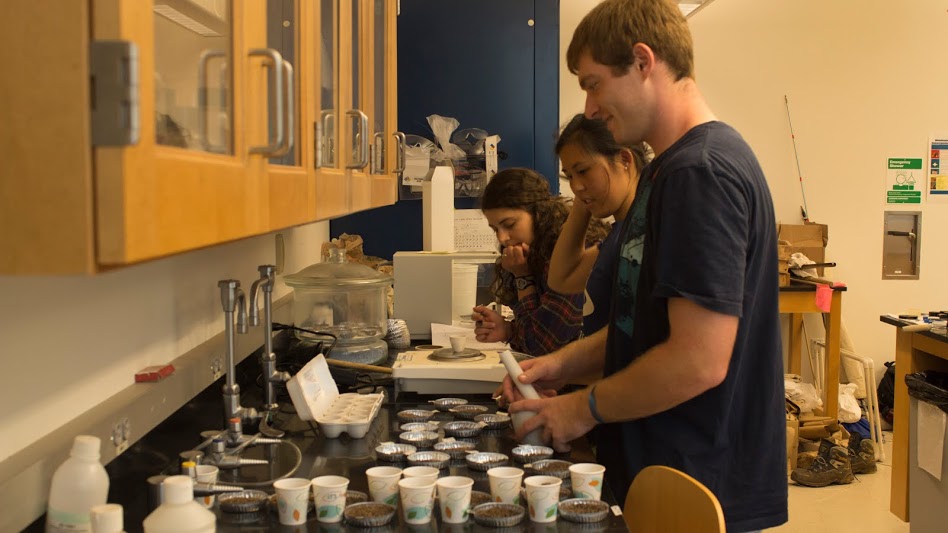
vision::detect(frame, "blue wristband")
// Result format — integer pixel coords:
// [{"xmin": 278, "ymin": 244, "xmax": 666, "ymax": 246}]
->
[{"xmin": 587, "ymin": 385, "xmax": 606, "ymax": 425}]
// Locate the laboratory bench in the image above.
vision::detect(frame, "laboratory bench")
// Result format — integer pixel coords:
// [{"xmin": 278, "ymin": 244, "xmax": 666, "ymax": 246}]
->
[
  {"xmin": 26, "ymin": 338, "xmax": 627, "ymax": 532},
  {"xmin": 879, "ymin": 315, "xmax": 948, "ymax": 522}
]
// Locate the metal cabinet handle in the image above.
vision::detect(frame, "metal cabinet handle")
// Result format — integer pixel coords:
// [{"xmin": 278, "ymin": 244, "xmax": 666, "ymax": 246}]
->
[
  {"xmin": 393, "ymin": 131, "xmax": 406, "ymax": 174},
  {"xmin": 886, "ymin": 230, "xmax": 917, "ymax": 241},
  {"xmin": 320, "ymin": 110, "xmax": 334, "ymax": 167},
  {"xmin": 198, "ymin": 49, "xmax": 227, "ymax": 153},
  {"xmin": 248, "ymin": 48, "xmax": 284, "ymax": 155},
  {"xmin": 346, "ymin": 109, "xmax": 369, "ymax": 169},
  {"xmin": 269, "ymin": 61, "xmax": 294, "ymax": 158},
  {"xmin": 372, "ymin": 132, "xmax": 385, "ymax": 174}
]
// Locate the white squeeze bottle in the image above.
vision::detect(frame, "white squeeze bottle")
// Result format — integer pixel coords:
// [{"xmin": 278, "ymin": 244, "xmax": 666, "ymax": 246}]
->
[
  {"xmin": 142, "ymin": 475, "xmax": 216, "ymax": 533},
  {"xmin": 46, "ymin": 435, "xmax": 110, "ymax": 533}
]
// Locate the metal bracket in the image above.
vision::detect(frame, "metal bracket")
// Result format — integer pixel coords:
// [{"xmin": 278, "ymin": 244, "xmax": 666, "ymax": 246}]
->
[{"xmin": 90, "ymin": 40, "xmax": 139, "ymax": 146}]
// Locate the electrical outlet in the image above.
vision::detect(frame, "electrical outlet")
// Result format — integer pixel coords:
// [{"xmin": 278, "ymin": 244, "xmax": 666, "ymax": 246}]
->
[
  {"xmin": 212, "ymin": 356, "xmax": 224, "ymax": 380},
  {"xmin": 111, "ymin": 417, "xmax": 130, "ymax": 454}
]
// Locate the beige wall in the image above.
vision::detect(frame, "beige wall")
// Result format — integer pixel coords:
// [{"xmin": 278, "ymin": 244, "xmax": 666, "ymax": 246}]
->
[
  {"xmin": 560, "ymin": 0, "xmax": 948, "ymax": 382},
  {"xmin": 0, "ymin": 222, "xmax": 328, "ymax": 463}
]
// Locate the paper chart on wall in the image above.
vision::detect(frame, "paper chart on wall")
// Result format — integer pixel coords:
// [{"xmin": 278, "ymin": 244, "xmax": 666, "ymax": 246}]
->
[{"xmin": 928, "ymin": 135, "xmax": 948, "ymax": 203}]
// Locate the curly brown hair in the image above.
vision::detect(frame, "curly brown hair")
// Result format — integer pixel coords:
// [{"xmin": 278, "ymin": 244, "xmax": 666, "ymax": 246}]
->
[{"xmin": 481, "ymin": 168, "xmax": 610, "ymax": 305}]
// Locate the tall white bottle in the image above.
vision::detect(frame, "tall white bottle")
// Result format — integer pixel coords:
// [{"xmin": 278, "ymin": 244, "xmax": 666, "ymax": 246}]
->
[
  {"xmin": 142, "ymin": 476, "xmax": 216, "ymax": 533},
  {"xmin": 46, "ymin": 435, "xmax": 110, "ymax": 533}
]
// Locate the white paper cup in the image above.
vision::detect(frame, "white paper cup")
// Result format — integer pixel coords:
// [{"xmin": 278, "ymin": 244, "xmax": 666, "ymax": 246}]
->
[
  {"xmin": 402, "ymin": 466, "xmax": 440, "ymax": 484},
  {"xmin": 273, "ymin": 477, "xmax": 311, "ymax": 525},
  {"xmin": 449, "ymin": 335, "xmax": 467, "ymax": 353},
  {"xmin": 312, "ymin": 475, "xmax": 349, "ymax": 523},
  {"xmin": 487, "ymin": 466, "xmax": 524, "ymax": 505},
  {"xmin": 194, "ymin": 464, "xmax": 219, "ymax": 508},
  {"xmin": 398, "ymin": 476, "xmax": 437, "ymax": 524},
  {"xmin": 366, "ymin": 466, "xmax": 403, "ymax": 507},
  {"xmin": 524, "ymin": 475, "xmax": 563, "ymax": 523},
  {"xmin": 569, "ymin": 463, "xmax": 606, "ymax": 500},
  {"xmin": 436, "ymin": 476, "xmax": 474, "ymax": 524}
]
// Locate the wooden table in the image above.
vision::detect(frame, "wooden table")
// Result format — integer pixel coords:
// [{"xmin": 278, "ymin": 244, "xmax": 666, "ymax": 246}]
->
[
  {"xmin": 881, "ymin": 316, "xmax": 948, "ymax": 522},
  {"xmin": 780, "ymin": 284, "xmax": 845, "ymax": 422}
]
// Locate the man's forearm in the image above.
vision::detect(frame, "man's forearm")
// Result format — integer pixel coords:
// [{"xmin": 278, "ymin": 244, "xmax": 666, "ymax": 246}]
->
[
  {"xmin": 552, "ymin": 327, "xmax": 608, "ymax": 383},
  {"xmin": 592, "ymin": 340, "xmax": 727, "ymax": 422}
]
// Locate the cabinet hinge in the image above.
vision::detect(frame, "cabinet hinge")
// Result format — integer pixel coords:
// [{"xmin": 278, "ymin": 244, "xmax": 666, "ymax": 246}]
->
[{"xmin": 90, "ymin": 40, "xmax": 140, "ymax": 146}]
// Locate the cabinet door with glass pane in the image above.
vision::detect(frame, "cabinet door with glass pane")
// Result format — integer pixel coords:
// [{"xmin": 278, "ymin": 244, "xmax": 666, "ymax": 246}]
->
[
  {"xmin": 92, "ymin": 0, "xmax": 271, "ymax": 265},
  {"xmin": 264, "ymin": 0, "xmax": 316, "ymax": 231},
  {"xmin": 312, "ymin": 0, "xmax": 350, "ymax": 220},
  {"xmin": 366, "ymin": 0, "xmax": 399, "ymax": 209}
]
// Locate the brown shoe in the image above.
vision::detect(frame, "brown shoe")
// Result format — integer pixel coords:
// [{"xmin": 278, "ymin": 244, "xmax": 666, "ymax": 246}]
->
[
  {"xmin": 790, "ymin": 439, "xmax": 855, "ymax": 487},
  {"xmin": 848, "ymin": 434, "xmax": 878, "ymax": 474}
]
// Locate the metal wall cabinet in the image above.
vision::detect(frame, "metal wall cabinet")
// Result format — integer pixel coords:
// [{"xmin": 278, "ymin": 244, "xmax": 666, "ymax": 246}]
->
[{"xmin": 0, "ymin": 0, "xmax": 400, "ymax": 274}]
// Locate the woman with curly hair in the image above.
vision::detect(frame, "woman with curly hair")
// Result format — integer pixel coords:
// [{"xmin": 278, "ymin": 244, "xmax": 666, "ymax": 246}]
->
[{"xmin": 472, "ymin": 168, "xmax": 609, "ymax": 356}]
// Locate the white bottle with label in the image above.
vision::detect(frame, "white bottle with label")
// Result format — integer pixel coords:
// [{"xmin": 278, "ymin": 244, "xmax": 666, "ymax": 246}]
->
[
  {"xmin": 142, "ymin": 476, "xmax": 216, "ymax": 533},
  {"xmin": 46, "ymin": 435, "xmax": 110, "ymax": 533}
]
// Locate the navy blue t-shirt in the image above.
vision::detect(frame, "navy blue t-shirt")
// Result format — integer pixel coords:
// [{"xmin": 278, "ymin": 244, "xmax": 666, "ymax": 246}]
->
[
  {"xmin": 582, "ymin": 224, "xmax": 619, "ymax": 337},
  {"xmin": 599, "ymin": 122, "xmax": 787, "ymax": 532}
]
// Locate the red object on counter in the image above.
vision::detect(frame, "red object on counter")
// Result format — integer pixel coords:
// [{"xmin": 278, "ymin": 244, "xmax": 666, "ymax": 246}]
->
[{"xmin": 135, "ymin": 364, "xmax": 175, "ymax": 382}]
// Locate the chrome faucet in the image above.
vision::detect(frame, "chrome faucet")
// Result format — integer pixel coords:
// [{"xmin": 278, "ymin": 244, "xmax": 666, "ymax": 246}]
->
[
  {"xmin": 249, "ymin": 265, "xmax": 291, "ymax": 437},
  {"xmin": 217, "ymin": 280, "xmax": 257, "ymax": 426}
]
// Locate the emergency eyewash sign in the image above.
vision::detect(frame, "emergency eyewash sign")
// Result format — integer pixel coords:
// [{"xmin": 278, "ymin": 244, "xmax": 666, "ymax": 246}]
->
[{"xmin": 886, "ymin": 158, "xmax": 923, "ymax": 204}]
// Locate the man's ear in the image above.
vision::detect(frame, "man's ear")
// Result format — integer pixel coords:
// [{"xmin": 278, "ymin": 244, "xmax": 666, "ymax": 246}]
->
[{"xmin": 631, "ymin": 42, "xmax": 655, "ymax": 76}]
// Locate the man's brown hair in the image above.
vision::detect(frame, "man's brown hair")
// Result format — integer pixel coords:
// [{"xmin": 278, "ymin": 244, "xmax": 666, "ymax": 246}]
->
[{"xmin": 567, "ymin": 0, "xmax": 694, "ymax": 81}]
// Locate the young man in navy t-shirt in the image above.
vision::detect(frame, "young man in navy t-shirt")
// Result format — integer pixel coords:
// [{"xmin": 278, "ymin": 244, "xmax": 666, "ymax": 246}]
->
[{"xmin": 500, "ymin": 1, "xmax": 787, "ymax": 531}]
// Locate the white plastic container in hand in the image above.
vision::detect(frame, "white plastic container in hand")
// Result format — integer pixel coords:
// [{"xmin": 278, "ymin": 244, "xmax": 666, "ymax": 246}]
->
[
  {"xmin": 142, "ymin": 476, "xmax": 215, "ymax": 533},
  {"xmin": 46, "ymin": 435, "xmax": 110, "ymax": 533},
  {"xmin": 499, "ymin": 350, "xmax": 547, "ymax": 445}
]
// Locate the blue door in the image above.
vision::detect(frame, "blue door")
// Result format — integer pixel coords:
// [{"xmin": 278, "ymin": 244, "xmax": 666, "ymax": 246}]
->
[{"xmin": 331, "ymin": 0, "xmax": 559, "ymax": 259}]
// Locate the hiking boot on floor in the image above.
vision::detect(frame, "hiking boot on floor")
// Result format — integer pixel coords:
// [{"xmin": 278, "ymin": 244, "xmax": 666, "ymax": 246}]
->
[
  {"xmin": 790, "ymin": 439, "xmax": 854, "ymax": 487},
  {"xmin": 848, "ymin": 434, "xmax": 878, "ymax": 474}
]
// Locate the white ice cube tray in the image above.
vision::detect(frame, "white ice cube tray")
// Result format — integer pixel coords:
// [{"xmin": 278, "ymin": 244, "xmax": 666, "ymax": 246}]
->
[{"xmin": 286, "ymin": 354, "xmax": 385, "ymax": 438}]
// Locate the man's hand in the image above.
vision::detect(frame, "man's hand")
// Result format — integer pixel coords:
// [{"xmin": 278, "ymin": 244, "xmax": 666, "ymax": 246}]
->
[
  {"xmin": 500, "ymin": 356, "xmax": 568, "ymax": 404},
  {"xmin": 508, "ymin": 391, "xmax": 597, "ymax": 453}
]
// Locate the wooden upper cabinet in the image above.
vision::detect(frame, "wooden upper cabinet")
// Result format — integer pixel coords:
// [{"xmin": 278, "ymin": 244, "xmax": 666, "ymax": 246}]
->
[
  {"xmin": 318, "ymin": 0, "xmax": 399, "ymax": 219},
  {"xmin": 0, "ymin": 0, "xmax": 398, "ymax": 275}
]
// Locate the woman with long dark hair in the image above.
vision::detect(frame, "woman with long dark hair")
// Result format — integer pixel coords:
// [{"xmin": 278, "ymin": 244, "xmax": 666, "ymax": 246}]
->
[{"xmin": 472, "ymin": 168, "xmax": 608, "ymax": 356}]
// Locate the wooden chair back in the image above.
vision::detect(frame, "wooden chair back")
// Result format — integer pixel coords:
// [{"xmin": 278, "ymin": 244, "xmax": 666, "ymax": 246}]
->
[{"xmin": 623, "ymin": 465, "xmax": 726, "ymax": 533}]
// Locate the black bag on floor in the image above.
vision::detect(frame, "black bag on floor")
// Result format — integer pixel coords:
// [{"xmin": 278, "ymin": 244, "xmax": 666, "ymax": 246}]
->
[{"xmin": 877, "ymin": 361, "xmax": 896, "ymax": 424}]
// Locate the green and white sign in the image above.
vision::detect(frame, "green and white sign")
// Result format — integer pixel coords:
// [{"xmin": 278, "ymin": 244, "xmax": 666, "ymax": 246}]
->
[{"xmin": 886, "ymin": 158, "xmax": 923, "ymax": 204}]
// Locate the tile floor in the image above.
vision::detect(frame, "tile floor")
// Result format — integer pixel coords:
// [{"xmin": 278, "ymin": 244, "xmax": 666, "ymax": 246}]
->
[{"xmin": 772, "ymin": 431, "xmax": 909, "ymax": 532}]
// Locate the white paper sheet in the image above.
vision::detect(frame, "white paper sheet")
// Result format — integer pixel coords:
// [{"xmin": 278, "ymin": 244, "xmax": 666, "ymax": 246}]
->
[
  {"xmin": 430, "ymin": 322, "xmax": 508, "ymax": 351},
  {"xmin": 917, "ymin": 400, "xmax": 947, "ymax": 481}
]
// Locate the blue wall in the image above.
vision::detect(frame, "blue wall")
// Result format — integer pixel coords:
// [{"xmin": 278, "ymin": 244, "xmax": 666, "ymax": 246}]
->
[{"xmin": 331, "ymin": 0, "xmax": 560, "ymax": 260}]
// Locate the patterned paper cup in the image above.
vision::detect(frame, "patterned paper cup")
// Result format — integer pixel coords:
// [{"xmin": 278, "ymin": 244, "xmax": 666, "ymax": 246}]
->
[
  {"xmin": 524, "ymin": 475, "xmax": 563, "ymax": 523},
  {"xmin": 273, "ymin": 478, "xmax": 311, "ymax": 525},
  {"xmin": 487, "ymin": 466, "xmax": 524, "ymax": 505},
  {"xmin": 194, "ymin": 465, "xmax": 219, "ymax": 508},
  {"xmin": 312, "ymin": 475, "xmax": 349, "ymax": 523},
  {"xmin": 398, "ymin": 476, "xmax": 437, "ymax": 525},
  {"xmin": 436, "ymin": 476, "xmax": 474, "ymax": 524},
  {"xmin": 366, "ymin": 466, "xmax": 403, "ymax": 507},
  {"xmin": 568, "ymin": 463, "xmax": 606, "ymax": 500}
]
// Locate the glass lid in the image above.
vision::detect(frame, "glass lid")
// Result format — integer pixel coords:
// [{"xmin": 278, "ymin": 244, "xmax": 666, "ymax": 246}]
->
[{"xmin": 284, "ymin": 248, "xmax": 392, "ymax": 288}]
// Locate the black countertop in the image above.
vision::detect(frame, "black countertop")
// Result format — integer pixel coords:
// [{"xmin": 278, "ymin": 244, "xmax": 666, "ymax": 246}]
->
[
  {"xmin": 879, "ymin": 314, "xmax": 948, "ymax": 343},
  {"xmin": 29, "ymin": 334, "xmax": 628, "ymax": 532}
]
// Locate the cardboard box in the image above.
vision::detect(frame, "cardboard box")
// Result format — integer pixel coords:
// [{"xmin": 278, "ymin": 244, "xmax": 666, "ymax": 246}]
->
[{"xmin": 778, "ymin": 222, "xmax": 829, "ymax": 276}]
